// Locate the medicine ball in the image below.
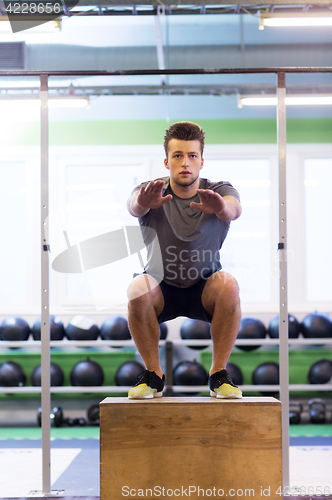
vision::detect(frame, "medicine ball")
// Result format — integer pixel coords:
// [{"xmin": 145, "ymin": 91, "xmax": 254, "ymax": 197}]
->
[
  {"xmin": 0, "ymin": 361, "xmax": 26, "ymax": 387},
  {"xmin": 32, "ymin": 316, "xmax": 65, "ymax": 341},
  {"xmin": 101, "ymin": 316, "xmax": 130, "ymax": 342},
  {"xmin": 66, "ymin": 315, "xmax": 99, "ymax": 341},
  {"xmin": 173, "ymin": 360, "xmax": 208, "ymax": 386},
  {"xmin": 236, "ymin": 317, "xmax": 266, "ymax": 351},
  {"xmin": 226, "ymin": 362, "xmax": 243, "ymax": 386},
  {"xmin": 0, "ymin": 316, "xmax": 30, "ymax": 341},
  {"xmin": 115, "ymin": 360, "xmax": 145, "ymax": 386},
  {"xmin": 308, "ymin": 359, "xmax": 332, "ymax": 384},
  {"xmin": 180, "ymin": 319, "xmax": 211, "ymax": 349},
  {"xmin": 268, "ymin": 314, "xmax": 301, "ymax": 339},
  {"xmin": 159, "ymin": 322, "xmax": 168, "ymax": 340},
  {"xmin": 301, "ymin": 313, "xmax": 332, "ymax": 338},
  {"xmin": 70, "ymin": 359, "xmax": 104, "ymax": 386},
  {"xmin": 31, "ymin": 362, "xmax": 64, "ymax": 387},
  {"xmin": 252, "ymin": 362, "xmax": 279, "ymax": 396}
]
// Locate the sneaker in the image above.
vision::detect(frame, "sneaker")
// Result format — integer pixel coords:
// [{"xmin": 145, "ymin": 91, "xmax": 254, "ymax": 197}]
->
[
  {"xmin": 209, "ymin": 369, "xmax": 242, "ymax": 399},
  {"xmin": 128, "ymin": 370, "xmax": 165, "ymax": 399}
]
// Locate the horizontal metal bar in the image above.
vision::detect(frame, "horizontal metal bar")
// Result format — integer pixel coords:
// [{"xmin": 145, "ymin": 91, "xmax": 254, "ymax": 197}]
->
[
  {"xmin": 0, "ymin": 384, "xmax": 331, "ymax": 394},
  {"xmin": 1, "ymin": 338, "xmax": 332, "ymax": 348},
  {"xmin": 0, "ymin": 68, "xmax": 331, "ymax": 78}
]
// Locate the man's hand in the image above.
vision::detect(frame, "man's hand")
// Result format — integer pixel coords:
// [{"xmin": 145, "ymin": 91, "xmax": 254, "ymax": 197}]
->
[
  {"xmin": 190, "ymin": 190, "xmax": 242, "ymax": 221},
  {"xmin": 137, "ymin": 180, "xmax": 173, "ymax": 210},
  {"xmin": 128, "ymin": 180, "xmax": 173, "ymax": 217}
]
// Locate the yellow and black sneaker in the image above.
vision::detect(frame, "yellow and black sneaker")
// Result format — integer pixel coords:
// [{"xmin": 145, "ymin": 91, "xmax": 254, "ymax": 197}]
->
[
  {"xmin": 209, "ymin": 369, "xmax": 242, "ymax": 399},
  {"xmin": 128, "ymin": 370, "xmax": 165, "ymax": 399}
]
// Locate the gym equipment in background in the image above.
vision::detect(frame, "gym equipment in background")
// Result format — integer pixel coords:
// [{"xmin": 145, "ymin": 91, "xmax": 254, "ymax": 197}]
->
[
  {"xmin": 308, "ymin": 359, "xmax": 332, "ymax": 384},
  {"xmin": 66, "ymin": 315, "xmax": 99, "ymax": 341},
  {"xmin": 180, "ymin": 319, "xmax": 211, "ymax": 349},
  {"xmin": 308, "ymin": 398, "xmax": 326, "ymax": 424},
  {"xmin": 0, "ymin": 361, "xmax": 26, "ymax": 386},
  {"xmin": 268, "ymin": 314, "xmax": 301, "ymax": 339},
  {"xmin": 37, "ymin": 406, "xmax": 64, "ymax": 427},
  {"xmin": 159, "ymin": 322, "xmax": 168, "ymax": 340},
  {"xmin": 236, "ymin": 317, "xmax": 266, "ymax": 351},
  {"xmin": 101, "ymin": 316, "xmax": 131, "ymax": 342},
  {"xmin": 32, "ymin": 316, "xmax": 65, "ymax": 341},
  {"xmin": 0, "ymin": 316, "xmax": 30, "ymax": 341},
  {"xmin": 226, "ymin": 362, "xmax": 243, "ymax": 386},
  {"xmin": 31, "ymin": 362, "xmax": 64, "ymax": 387},
  {"xmin": 301, "ymin": 312, "xmax": 332, "ymax": 338},
  {"xmin": 252, "ymin": 361, "xmax": 279, "ymax": 396},
  {"xmin": 173, "ymin": 360, "xmax": 208, "ymax": 386},
  {"xmin": 289, "ymin": 401, "xmax": 302, "ymax": 424},
  {"xmin": 70, "ymin": 359, "xmax": 104, "ymax": 386},
  {"xmin": 115, "ymin": 360, "xmax": 145, "ymax": 386}
]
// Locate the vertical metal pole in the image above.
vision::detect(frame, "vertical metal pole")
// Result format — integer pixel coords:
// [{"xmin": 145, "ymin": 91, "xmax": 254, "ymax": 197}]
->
[
  {"xmin": 277, "ymin": 72, "xmax": 290, "ymax": 490},
  {"xmin": 40, "ymin": 74, "xmax": 51, "ymax": 495},
  {"xmin": 164, "ymin": 341, "xmax": 173, "ymax": 396}
]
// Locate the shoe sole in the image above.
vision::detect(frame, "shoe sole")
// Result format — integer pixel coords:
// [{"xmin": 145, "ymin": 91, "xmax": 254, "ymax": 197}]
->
[
  {"xmin": 210, "ymin": 390, "xmax": 242, "ymax": 399},
  {"xmin": 128, "ymin": 391, "xmax": 163, "ymax": 400}
]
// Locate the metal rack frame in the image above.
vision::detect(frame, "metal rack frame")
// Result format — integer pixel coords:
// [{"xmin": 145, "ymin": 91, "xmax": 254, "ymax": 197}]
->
[{"xmin": 1, "ymin": 66, "xmax": 332, "ymax": 495}]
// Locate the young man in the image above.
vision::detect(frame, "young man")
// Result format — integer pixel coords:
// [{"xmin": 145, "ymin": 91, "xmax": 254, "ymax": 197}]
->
[{"xmin": 126, "ymin": 121, "xmax": 242, "ymax": 399}]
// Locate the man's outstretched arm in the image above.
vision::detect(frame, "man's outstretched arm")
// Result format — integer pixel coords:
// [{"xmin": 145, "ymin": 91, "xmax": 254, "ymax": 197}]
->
[
  {"xmin": 127, "ymin": 179, "xmax": 173, "ymax": 218},
  {"xmin": 190, "ymin": 190, "xmax": 242, "ymax": 221}
]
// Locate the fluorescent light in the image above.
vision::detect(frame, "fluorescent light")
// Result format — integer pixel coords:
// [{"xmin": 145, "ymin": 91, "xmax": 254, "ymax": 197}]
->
[
  {"xmin": 264, "ymin": 17, "xmax": 332, "ymax": 27},
  {"xmin": 240, "ymin": 96, "xmax": 332, "ymax": 106},
  {"xmin": 0, "ymin": 19, "xmax": 61, "ymax": 33},
  {"xmin": 259, "ymin": 12, "xmax": 332, "ymax": 29},
  {"xmin": 0, "ymin": 98, "xmax": 89, "ymax": 111}
]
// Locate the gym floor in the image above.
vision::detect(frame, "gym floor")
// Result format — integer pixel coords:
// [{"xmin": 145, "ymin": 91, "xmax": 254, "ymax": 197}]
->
[{"xmin": 0, "ymin": 424, "xmax": 332, "ymax": 499}]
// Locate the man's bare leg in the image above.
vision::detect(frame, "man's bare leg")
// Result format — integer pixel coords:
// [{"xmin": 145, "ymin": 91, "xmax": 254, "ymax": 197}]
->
[
  {"xmin": 127, "ymin": 274, "xmax": 164, "ymax": 379},
  {"xmin": 201, "ymin": 271, "xmax": 241, "ymax": 376}
]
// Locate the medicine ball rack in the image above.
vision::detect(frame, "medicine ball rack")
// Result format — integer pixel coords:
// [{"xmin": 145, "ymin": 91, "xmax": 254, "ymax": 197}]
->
[
  {"xmin": 1, "ymin": 66, "xmax": 332, "ymax": 495},
  {"xmin": 0, "ymin": 337, "xmax": 331, "ymax": 395}
]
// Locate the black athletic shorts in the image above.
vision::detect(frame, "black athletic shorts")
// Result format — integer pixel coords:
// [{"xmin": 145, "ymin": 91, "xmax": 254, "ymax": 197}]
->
[{"xmin": 157, "ymin": 278, "xmax": 212, "ymax": 324}]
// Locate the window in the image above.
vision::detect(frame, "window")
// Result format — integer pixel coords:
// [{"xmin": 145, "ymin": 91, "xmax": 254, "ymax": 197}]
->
[
  {"xmin": 203, "ymin": 159, "xmax": 272, "ymax": 303},
  {"xmin": 48, "ymin": 157, "xmax": 148, "ymax": 310},
  {"xmin": 304, "ymin": 157, "xmax": 332, "ymax": 302}
]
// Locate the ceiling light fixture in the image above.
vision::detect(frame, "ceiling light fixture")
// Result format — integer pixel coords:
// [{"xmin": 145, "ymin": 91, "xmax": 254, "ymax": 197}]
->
[
  {"xmin": 0, "ymin": 97, "xmax": 89, "ymax": 110},
  {"xmin": 259, "ymin": 12, "xmax": 332, "ymax": 29},
  {"xmin": 239, "ymin": 95, "xmax": 332, "ymax": 107},
  {"xmin": 0, "ymin": 19, "xmax": 61, "ymax": 34}
]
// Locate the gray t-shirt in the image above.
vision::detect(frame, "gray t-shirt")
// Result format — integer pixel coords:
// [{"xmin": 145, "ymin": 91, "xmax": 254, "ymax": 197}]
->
[{"xmin": 133, "ymin": 176, "xmax": 240, "ymax": 288}]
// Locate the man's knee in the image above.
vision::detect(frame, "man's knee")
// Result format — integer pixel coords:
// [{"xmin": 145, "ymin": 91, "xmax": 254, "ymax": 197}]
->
[
  {"xmin": 127, "ymin": 274, "xmax": 163, "ymax": 305},
  {"xmin": 204, "ymin": 271, "xmax": 240, "ymax": 305}
]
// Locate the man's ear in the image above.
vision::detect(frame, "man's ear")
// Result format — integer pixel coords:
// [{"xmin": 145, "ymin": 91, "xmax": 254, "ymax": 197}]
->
[{"xmin": 164, "ymin": 158, "xmax": 169, "ymax": 170}]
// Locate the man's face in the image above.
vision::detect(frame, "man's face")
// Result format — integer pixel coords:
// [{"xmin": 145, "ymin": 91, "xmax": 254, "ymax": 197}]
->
[{"xmin": 164, "ymin": 139, "xmax": 204, "ymax": 189}]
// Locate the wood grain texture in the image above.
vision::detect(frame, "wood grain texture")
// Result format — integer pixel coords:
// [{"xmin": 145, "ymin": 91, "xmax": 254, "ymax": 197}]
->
[{"xmin": 100, "ymin": 397, "xmax": 282, "ymax": 500}]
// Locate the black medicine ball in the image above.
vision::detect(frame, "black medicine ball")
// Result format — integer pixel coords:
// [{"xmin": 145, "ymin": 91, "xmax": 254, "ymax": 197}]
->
[
  {"xmin": 173, "ymin": 360, "xmax": 208, "ymax": 386},
  {"xmin": 0, "ymin": 361, "xmax": 26, "ymax": 387},
  {"xmin": 268, "ymin": 314, "xmax": 301, "ymax": 339},
  {"xmin": 308, "ymin": 359, "xmax": 332, "ymax": 384},
  {"xmin": 66, "ymin": 315, "xmax": 99, "ymax": 341},
  {"xmin": 301, "ymin": 313, "xmax": 332, "ymax": 339},
  {"xmin": 101, "ymin": 316, "xmax": 130, "ymax": 341},
  {"xmin": 180, "ymin": 319, "xmax": 211, "ymax": 349},
  {"xmin": 70, "ymin": 360, "xmax": 104, "ymax": 386},
  {"xmin": 115, "ymin": 361, "xmax": 145, "ymax": 386},
  {"xmin": 237, "ymin": 317, "xmax": 266, "ymax": 351},
  {"xmin": 226, "ymin": 362, "xmax": 243, "ymax": 386},
  {"xmin": 252, "ymin": 362, "xmax": 279, "ymax": 396},
  {"xmin": 31, "ymin": 362, "xmax": 64, "ymax": 387},
  {"xmin": 32, "ymin": 316, "xmax": 65, "ymax": 341},
  {"xmin": 0, "ymin": 316, "xmax": 30, "ymax": 341}
]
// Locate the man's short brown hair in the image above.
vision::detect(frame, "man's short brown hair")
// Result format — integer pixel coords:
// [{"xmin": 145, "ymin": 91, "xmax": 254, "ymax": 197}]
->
[{"xmin": 163, "ymin": 121, "xmax": 205, "ymax": 158}]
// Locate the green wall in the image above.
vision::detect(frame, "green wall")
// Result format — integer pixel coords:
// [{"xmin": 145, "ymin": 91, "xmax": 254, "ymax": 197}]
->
[{"xmin": 1, "ymin": 118, "xmax": 331, "ymax": 146}]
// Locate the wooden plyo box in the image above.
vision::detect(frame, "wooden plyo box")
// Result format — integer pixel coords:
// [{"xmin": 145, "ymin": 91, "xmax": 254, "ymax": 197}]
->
[{"xmin": 100, "ymin": 397, "xmax": 282, "ymax": 500}]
